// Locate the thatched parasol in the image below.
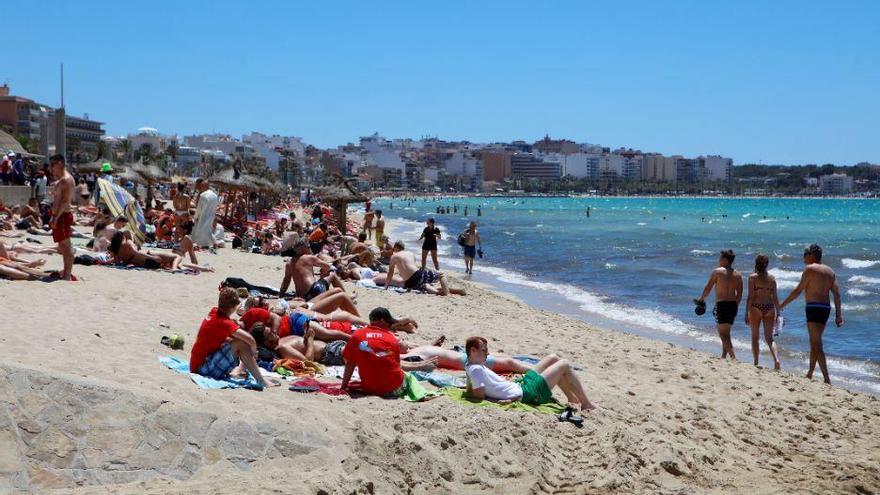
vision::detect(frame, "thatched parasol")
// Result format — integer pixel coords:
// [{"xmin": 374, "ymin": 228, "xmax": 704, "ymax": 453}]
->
[
  {"xmin": 117, "ymin": 168, "xmax": 147, "ymax": 185},
  {"xmin": 208, "ymin": 168, "xmax": 252, "ymax": 191},
  {"xmin": 125, "ymin": 159, "xmax": 168, "ymax": 183},
  {"xmin": 316, "ymin": 173, "xmax": 368, "ymax": 231}
]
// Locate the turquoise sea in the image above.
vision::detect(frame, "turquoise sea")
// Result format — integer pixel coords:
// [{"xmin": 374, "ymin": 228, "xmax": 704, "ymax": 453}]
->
[{"xmin": 372, "ymin": 197, "xmax": 880, "ymax": 394}]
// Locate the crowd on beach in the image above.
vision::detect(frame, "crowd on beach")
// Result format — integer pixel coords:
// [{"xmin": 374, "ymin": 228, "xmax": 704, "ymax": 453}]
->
[{"xmin": 0, "ymin": 154, "xmax": 850, "ymax": 419}]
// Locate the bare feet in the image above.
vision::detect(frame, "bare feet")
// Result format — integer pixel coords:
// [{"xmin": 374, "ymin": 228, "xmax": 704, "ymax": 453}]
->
[{"xmin": 432, "ymin": 335, "xmax": 446, "ymax": 347}]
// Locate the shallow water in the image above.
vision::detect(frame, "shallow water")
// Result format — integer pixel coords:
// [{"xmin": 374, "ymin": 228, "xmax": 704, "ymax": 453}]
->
[{"xmin": 373, "ymin": 197, "xmax": 880, "ymax": 394}]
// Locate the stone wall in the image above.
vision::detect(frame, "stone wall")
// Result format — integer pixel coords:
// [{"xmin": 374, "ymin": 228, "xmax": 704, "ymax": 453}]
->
[
  {"xmin": 0, "ymin": 186, "xmax": 31, "ymax": 207},
  {"xmin": 0, "ymin": 365, "xmax": 326, "ymax": 493}
]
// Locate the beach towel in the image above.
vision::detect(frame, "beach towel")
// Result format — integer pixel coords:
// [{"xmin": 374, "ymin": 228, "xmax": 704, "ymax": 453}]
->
[
  {"xmin": 322, "ymin": 365, "xmax": 360, "ymax": 381},
  {"xmin": 275, "ymin": 358, "xmax": 325, "ymax": 376},
  {"xmin": 220, "ymin": 277, "xmax": 295, "ymax": 298},
  {"xmin": 158, "ymin": 356, "xmax": 264, "ymax": 390},
  {"xmin": 97, "ymin": 178, "xmax": 147, "ymax": 247},
  {"xmin": 411, "ymin": 370, "xmax": 467, "ymax": 388},
  {"xmin": 288, "ymin": 377, "xmax": 355, "ymax": 396},
  {"xmin": 440, "ymin": 387, "xmax": 566, "ymax": 415},
  {"xmin": 355, "ymin": 279, "xmax": 409, "ymax": 293}
]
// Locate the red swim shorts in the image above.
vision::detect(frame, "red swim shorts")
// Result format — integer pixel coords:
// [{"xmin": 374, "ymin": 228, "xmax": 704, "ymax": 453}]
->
[{"xmin": 52, "ymin": 211, "xmax": 74, "ymax": 243}]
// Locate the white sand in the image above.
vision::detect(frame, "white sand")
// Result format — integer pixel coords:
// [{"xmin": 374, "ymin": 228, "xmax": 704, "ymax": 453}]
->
[{"xmin": 1, "ymin": 221, "xmax": 879, "ymax": 495}]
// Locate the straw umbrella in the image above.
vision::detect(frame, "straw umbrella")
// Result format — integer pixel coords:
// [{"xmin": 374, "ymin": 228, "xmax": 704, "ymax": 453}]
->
[
  {"xmin": 208, "ymin": 168, "xmax": 253, "ymax": 220},
  {"xmin": 315, "ymin": 173, "xmax": 368, "ymax": 232},
  {"xmin": 126, "ymin": 159, "xmax": 169, "ymax": 209}
]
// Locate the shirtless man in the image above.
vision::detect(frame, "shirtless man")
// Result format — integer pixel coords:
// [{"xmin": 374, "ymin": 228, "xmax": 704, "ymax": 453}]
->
[
  {"xmin": 279, "ymin": 241, "xmax": 348, "ymax": 301},
  {"xmin": 697, "ymin": 249, "xmax": 743, "ymax": 360},
  {"xmin": 49, "ymin": 154, "xmax": 75, "ymax": 280},
  {"xmin": 386, "ymin": 240, "xmax": 465, "ymax": 296},
  {"xmin": 780, "ymin": 244, "xmax": 844, "ymax": 384},
  {"xmin": 363, "ymin": 209, "xmax": 375, "ymax": 240}
]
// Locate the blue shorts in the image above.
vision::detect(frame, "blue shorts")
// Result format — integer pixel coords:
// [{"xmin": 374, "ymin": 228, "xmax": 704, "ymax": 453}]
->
[
  {"xmin": 288, "ymin": 312, "xmax": 310, "ymax": 336},
  {"xmin": 463, "ymin": 245, "xmax": 476, "ymax": 258},
  {"xmin": 460, "ymin": 352, "xmax": 495, "ymax": 368},
  {"xmin": 198, "ymin": 342, "xmax": 238, "ymax": 379}
]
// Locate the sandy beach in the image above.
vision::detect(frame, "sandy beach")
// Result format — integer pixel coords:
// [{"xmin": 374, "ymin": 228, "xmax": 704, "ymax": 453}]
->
[{"xmin": 1, "ymin": 219, "xmax": 879, "ymax": 495}]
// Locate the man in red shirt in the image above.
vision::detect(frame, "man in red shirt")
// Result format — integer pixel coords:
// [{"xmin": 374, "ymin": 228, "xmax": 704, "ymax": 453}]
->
[
  {"xmin": 189, "ymin": 288, "xmax": 278, "ymax": 388},
  {"xmin": 341, "ymin": 307, "xmax": 406, "ymax": 396}
]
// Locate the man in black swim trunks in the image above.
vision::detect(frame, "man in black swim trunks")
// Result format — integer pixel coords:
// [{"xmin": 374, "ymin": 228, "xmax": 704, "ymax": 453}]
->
[
  {"xmin": 279, "ymin": 240, "xmax": 347, "ymax": 301},
  {"xmin": 386, "ymin": 240, "xmax": 465, "ymax": 296},
  {"xmin": 697, "ymin": 249, "xmax": 743, "ymax": 360},
  {"xmin": 780, "ymin": 244, "xmax": 844, "ymax": 384}
]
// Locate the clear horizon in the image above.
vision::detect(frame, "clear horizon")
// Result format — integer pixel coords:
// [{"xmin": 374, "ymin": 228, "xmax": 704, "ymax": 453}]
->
[{"xmin": 5, "ymin": 1, "xmax": 878, "ymax": 165}]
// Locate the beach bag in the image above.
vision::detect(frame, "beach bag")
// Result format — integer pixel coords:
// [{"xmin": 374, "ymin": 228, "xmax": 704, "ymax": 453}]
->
[{"xmin": 457, "ymin": 231, "xmax": 468, "ymax": 247}]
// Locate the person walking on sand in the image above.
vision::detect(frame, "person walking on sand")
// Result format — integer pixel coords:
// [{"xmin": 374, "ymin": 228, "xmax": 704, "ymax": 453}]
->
[
  {"xmin": 462, "ymin": 221, "xmax": 481, "ymax": 275},
  {"xmin": 374, "ymin": 210, "xmax": 385, "ymax": 243},
  {"xmin": 779, "ymin": 244, "xmax": 843, "ymax": 384},
  {"xmin": 697, "ymin": 249, "xmax": 743, "ymax": 360},
  {"xmin": 419, "ymin": 218, "xmax": 441, "ymax": 270},
  {"xmin": 191, "ymin": 178, "xmax": 218, "ymax": 248},
  {"xmin": 49, "ymin": 155, "xmax": 75, "ymax": 281},
  {"xmin": 744, "ymin": 254, "xmax": 782, "ymax": 369}
]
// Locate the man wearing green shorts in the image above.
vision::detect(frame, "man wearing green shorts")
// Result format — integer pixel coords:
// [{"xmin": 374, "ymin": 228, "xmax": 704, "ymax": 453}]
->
[{"xmin": 464, "ymin": 336, "xmax": 595, "ymax": 411}]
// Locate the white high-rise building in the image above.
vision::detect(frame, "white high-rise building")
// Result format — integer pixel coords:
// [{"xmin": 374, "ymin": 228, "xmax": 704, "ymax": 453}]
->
[
  {"xmin": 819, "ymin": 173, "xmax": 853, "ymax": 195},
  {"xmin": 701, "ymin": 155, "xmax": 733, "ymax": 182}
]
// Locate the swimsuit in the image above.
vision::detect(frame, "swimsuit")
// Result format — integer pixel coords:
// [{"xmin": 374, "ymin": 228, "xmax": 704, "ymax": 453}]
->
[
  {"xmin": 287, "ymin": 312, "xmax": 310, "ymax": 336},
  {"xmin": 320, "ymin": 340, "xmax": 346, "ymax": 366},
  {"xmin": 304, "ymin": 278, "xmax": 329, "ymax": 301},
  {"xmin": 751, "ymin": 303, "xmax": 775, "ymax": 317},
  {"xmin": 805, "ymin": 302, "xmax": 831, "ymax": 325},
  {"xmin": 143, "ymin": 258, "xmax": 162, "ymax": 270},
  {"xmin": 714, "ymin": 301, "xmax": 738, "ymax": 325},
  {"xmin": 52, "ymin": 211, "xmax": 74, "ymax": 243},
  {"xmin": 404, "ymin": 268, "xmax": 441, "ymax": 291}
]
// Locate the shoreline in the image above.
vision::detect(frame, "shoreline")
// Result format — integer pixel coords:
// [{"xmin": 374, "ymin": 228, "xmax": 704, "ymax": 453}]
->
[
  {"xmin": 0, "ymin": 214, "xmax": 878, "ymax": 493},
  {"xmin": 373, "ymin": 192, "xmax": 880, "ymax": 200},
  {"xmin": 383, "ymin": 215, "xmax": 880, "ymax": 396}
]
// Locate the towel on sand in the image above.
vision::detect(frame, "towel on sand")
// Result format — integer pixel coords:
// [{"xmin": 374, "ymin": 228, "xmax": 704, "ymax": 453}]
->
[
  {"xmin": 440, "ymin": 387, "xmax": 566, "ymax": 415},
  {"xmin": 159, "ymin": 355, "xmax": 263, "ymax": 390},
  {"xmin": 355, "ymin": 279, "xmax": 409, "ymax": 293},
  {"xmin": 411, "ymin": 370, "xmax": 467, "ymax": 388}
]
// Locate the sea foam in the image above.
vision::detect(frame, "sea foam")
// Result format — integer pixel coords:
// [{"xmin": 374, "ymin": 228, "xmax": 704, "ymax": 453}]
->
[{"xmin": 842, "ymin": 258, "xmax": 880, "ymax": 269}]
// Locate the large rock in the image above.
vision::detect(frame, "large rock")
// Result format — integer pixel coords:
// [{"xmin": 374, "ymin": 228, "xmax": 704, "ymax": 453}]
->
[{"xmin": 0, "ymin": 364, "xmax": 328, "ymax": 494}]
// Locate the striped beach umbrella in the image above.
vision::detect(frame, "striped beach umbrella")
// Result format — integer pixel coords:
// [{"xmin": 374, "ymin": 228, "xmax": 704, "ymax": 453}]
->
[{"xmin": 97, "ymin": 178, "xmax": 147, "ymax": 247}]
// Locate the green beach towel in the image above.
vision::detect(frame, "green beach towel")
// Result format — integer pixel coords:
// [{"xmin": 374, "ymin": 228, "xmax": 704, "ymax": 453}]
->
[
  {"xmin": 440, "ymin": 387, "xmax": 566, "ymax": 415},
  {"xmin": 399, "ymin": 372, "xmax": 440, "ymax": 402}
]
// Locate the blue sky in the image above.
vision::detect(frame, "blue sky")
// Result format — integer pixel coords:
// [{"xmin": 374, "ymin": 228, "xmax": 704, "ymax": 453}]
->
[{"xmin": 5, "ymin": 1, "xmax": 878, "ymax": 165}]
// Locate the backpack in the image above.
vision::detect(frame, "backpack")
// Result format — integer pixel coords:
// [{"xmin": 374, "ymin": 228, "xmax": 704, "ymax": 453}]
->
[{"xmin": 457, "ymin": 231, "xmax": 468, "ymax": 247}]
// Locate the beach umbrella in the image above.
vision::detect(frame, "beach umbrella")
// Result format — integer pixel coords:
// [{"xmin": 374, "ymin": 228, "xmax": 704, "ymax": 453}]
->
[
  {"xmin": 315, "ymin": 173, "xmax": 369, "ymax": 231},
  {"xmin": 97, "ymin": 177, "xmax": 147, "ymax": 247},
  {"xmin": 117, "ymin": 169, "xmax": 147, "ymax": 185},
  {"xmin": 126, "ymin": 159, "xmax": 168, "ymax": 183}
]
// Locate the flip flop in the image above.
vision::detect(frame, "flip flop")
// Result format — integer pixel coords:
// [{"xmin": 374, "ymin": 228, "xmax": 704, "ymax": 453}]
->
[
  {"xmin": 288, "ymin": 384, "xmax": 319, "ymax": 393},
  {"xmin": 558, "ymin": 406, "xmax": 584, "ymax": 428}
]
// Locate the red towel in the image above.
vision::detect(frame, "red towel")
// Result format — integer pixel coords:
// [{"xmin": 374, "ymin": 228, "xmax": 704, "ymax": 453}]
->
[{"xmin": 290, "ymin": 378, "xmax": 360, "ymax": 396}]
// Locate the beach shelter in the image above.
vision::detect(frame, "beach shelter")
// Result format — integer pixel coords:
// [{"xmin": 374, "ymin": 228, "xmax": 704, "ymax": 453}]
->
[
  {"xmin": 97, "ymin": 177, "xmax": 147, "ymax": 246},
  {"xmin": 316, "ymin": 173, "xmax": 368, "ymax": 232}
]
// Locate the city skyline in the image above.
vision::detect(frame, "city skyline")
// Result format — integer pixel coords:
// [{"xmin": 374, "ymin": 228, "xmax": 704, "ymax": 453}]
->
[{"xmin": 6, "ymin": 1, "xmax": 879, "ymax": 165}]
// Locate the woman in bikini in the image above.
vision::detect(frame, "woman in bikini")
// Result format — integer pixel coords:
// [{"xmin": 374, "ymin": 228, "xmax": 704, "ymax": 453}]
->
[{"xmin": 744, "ymin": 254, "xmax": 781, "ymax": 369}]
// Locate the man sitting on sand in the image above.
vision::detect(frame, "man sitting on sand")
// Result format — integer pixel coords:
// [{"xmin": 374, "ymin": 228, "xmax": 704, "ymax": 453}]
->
[
  {"xmin": 696, "ymin": 249, "xmax": 743, "ymax": 360},
  {"xmin": 386, "ymin": 240, "xmax": 465, "ymax": 295},
  {"xmin": 190, "ymin": 288, "xmax": 279, "ymax": 387},
  {"xmin": 340, "ymin": 307, "xmax": 434, "ymax": 399},
  {"xmin": 279, "ymin": 241, "xmax": 348, "ymax": 300},
  {"xmin": 464, "ymin": 336, "xmax": 595, "ymax": 411},
  {"xmin": 779, "ymin": 244, "xmax": 844, "ymax": 384}
]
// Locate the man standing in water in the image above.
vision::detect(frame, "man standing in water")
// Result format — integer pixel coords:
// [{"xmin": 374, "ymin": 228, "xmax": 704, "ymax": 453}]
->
[
  {"xmin": 779, "ymin": 244, "xmax": 843, "ymax": 384},
  {"xmin": 49, "ymin": 155, "xmax": 75, "ymax": 280},
  {"xmin": 462, "ymin": 221, "xmax": 481, "ymax": 275},
  {"xmin": 697, "ymin": 250, "xmax": 743, "ymax": 360}
]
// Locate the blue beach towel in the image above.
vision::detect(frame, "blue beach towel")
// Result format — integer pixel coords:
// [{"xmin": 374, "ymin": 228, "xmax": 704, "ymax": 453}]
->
[
  {"xmin": 514, "ymin": 355, "xmax": 584, "ymax": 371},
  {"xmin": 158, "ymin": 356, "xmax": 263, "ymax": 390},
  {"xmin": 411, "ymin": 370, "xmax": 468, "ymax": 388}
]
